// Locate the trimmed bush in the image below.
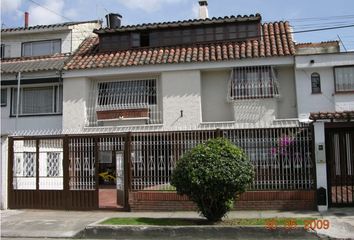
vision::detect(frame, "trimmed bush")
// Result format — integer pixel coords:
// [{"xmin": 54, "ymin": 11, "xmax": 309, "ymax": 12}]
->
[{"xmin": 171, "ymin": 138, "xmax": 254, "ymax": 222}]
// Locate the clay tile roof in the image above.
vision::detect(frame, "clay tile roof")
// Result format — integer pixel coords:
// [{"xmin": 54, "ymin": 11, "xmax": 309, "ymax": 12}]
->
[
  {"xmin": 94, "ymin": 14, "xmax": 261, "ymax": 34},
  {"xmin": 64, "ymin": 21, "xmax": 295, "ymax": 71},
  {"xmin": 309, "ymin": 111, "xmax": 354, "ymax": 121},
  {"xmin": 296, "ymin": 41, "xmax": 340, "ymax": 48},
  {"xmin": 1, "ymin": 20, "xmax": 101, "ymax": 33},
  {"xmin": 1, "ymin": 53, "xmax": 69, "ymax": 73}
]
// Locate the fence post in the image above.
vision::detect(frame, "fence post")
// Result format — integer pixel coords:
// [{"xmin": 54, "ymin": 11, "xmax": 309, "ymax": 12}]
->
[
  {"xmin": 94, "ymin": 136, "xmax": 99, "ymax": 209},
  {"xmin": 63, "ymin": 135, "xmax": 69, "ymax": 209},
  {"xmin": 7, "ymin": 137, "xmax": 14, "ymax": 209},
  {"xmin": 35, "ymin": 139, "xmax": 39, "ymax": 208},
  {"xmin": 215, "ymin": 128, "xmax": 223, "ymax": 138},
  {"xmin": 124, "ymin": 132, "xmax": 132, "ymax": 211}
]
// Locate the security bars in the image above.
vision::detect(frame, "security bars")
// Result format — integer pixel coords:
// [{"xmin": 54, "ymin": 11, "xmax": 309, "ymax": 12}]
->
[
  {"xmin": 96, "ymin": 79, "xmax": 156, "ymax": 111},
  {"xmin": 87, "ymin": 79, "xmax": 162, "ymax": 126},
  {"xmin": 228, "ymin": 66, "xmax": 279, "ymax": 100},
  {"xmin": 131, "ymin": 127, "xmax": 313, "ymax": 191}
]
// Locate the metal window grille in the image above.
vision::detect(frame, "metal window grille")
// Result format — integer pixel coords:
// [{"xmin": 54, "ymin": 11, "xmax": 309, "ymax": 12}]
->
[
  {"xmin": 39, "ymin": 139, "xmax": 63, "ymax": 190},
  {"xmin": 69, "ymin": 138, "xmax": 96, "ymax": 190},
  {"xmin": 96, "ymin": 79, "xmax": 156, "ymax": 110},
  {"xmin": 13, "ymin": 140, "xmax": 37, "ymax": 190},
  {"xmin": 228, "ymin": 66, "xmax": 279, "ymax": 100},
  {"xmin": 334, "ymin": 66, "xmax": 354, "ymax": 92},
  {"xmin": 311, "ymin": 73, "xmax": 321, "ymax": 94}
]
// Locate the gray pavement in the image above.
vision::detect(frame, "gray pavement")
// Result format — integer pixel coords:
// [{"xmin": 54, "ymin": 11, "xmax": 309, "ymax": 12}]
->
[{"xmin": 1, "ymin": 208, "xmax": 354, "ymax": 239}]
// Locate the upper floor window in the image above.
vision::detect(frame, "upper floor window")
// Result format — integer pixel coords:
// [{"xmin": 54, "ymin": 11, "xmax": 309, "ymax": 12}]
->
[
  {"xmin": 1, "ymin": 44, "xmax": 10, "ymax": 59},
  {"xmin": 311, "ymin": 73, "xmax": 321, "ymax": 94},
  {"xmin": 11, "ymin": 85, "xmax": 62, "ymax": 116},
  {"xmin": 22, "ymin": 39, "xmax": 61, "ymax": 57},
  {"xmin": 1, "ymin": 44, "xmax": 4, "ymax": 59},
  {"xmin": 93, "ymin": 79, "xmax": 162, "ymax": 124},
  {"xmin": 97, "ymin": 79, "xmax": 157, "ymax": 111},
  {"xmin": 1, "ymin": 88, "xmax": 7, "ymax": 107},
  {"xmin": 228, "ymin": 66, "xmax": 279, "ymax": 100},
  {"xmin": 335, "ymin": 66, "xmax": 354, "ymax": 92}
]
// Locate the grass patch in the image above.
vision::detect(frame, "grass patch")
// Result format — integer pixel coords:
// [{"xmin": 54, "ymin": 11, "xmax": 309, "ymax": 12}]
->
[{"xmin": 101, "ymin": 217, "xmax": 317, "ymax": 226}]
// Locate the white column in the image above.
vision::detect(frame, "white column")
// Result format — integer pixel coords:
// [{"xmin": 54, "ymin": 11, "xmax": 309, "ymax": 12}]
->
[
  {"xmin": 313, "ymin": 121, "xmax": 328, "ymax": 211},
  {"xmin": 1, "ymin": 137, "xmax": 8, "ymax": 209}
]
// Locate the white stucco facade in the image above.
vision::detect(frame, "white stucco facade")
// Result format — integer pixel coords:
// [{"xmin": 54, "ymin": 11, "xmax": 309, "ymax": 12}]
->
[
  {"xmin": 1, "ymin": 22, "xmax": 100, "ymax": 58},
  {"xmin": 295, "ymin": 52, "xmax": 354, "ymax": 116}
]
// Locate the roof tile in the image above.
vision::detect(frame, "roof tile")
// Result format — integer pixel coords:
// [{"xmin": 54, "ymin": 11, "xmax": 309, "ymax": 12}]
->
[
  {"xmin": 309, "ymin": 111, "xmax": 354, "ymax": 121},
  {"xmin": 64, "ymin": 21, "xmax": 295, "ymax": 71}
]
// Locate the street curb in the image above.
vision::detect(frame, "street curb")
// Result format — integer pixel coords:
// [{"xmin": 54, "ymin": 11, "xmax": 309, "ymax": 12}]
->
[{"xmin": 76, "ymin": 225, "xmax": 320, "ymax": 239}]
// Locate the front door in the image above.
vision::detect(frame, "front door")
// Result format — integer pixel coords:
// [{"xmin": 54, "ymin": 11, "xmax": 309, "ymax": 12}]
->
[{"xmin": 326, "ymin": 127, "xmax": 354, "ymax": 207}]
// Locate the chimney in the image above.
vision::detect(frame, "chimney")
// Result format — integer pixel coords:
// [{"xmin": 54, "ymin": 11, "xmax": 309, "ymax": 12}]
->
[
  {"xmin": 24, "ymin": 12, "xmax": 29, "ymax": 28},
  {"xmin": 198, "ymin": 0, "xmax": 208, "ymax": 19},
  {"xmin": 105, "ymin": 13, "xmax": 122, "ymax": 29}
]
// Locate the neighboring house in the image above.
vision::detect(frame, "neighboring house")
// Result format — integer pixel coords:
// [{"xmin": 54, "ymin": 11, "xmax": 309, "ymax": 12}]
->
[
  {"xmin": 294, "ymin": 42, "xmax": 354, "ymax": 210},
  {"xmin": 0, "ymin": 18, "xmax": 101, "ymax": 209}
]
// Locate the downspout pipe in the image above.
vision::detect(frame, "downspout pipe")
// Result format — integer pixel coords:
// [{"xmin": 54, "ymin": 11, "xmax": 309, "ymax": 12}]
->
[{"xmin": 15, "ymin": 72, "xmax": 21, "ymax": 131}]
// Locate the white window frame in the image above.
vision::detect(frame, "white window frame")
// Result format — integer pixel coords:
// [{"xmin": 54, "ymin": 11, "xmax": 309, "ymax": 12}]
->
[
  {"xmin": 1, "ymin": 88, "xmax": 7, "ymax": 107},
  {"xmin": 334, "ymin": 66, "xmax": 354, "ymax": 93},
  {"xmin": 21, "ymin": 39, "xmax": 61, "ymax": 57},
  {"xmin": 11, "ymin": 84, "xmax": 62, "ymax": 116}
]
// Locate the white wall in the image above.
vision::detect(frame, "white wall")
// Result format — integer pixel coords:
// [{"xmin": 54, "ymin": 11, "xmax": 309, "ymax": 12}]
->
[
  {"xmin": 161, "ymin": 70, "xmax": 202, "ymax": 128},
  {"xmin": 313, "ymin": 121, "xmax": 328, "ymax": 211},
  {"xmin": 295, "ymin": 67, "xmax": 336, "ymax": 115},
  {"xmin": 1, "ymin": 137, "xmax": 8, "ymax": 209},
  {"xmin": 295, "ymin": 53, "xmax": 354, "ymax": 116},
  {"xmin": 62, "ymin": 77, "xmax": 91, "ymax": 130},
  {"xmin": 277, "ymin": 66, "xmax": 298, "ymax": 118},
  {"xmin": 70, "ymin": 22, "xmax": 101, "ymax": 53},
  {"xmin": 201, "ymin": 70, "xmax": 234, "ymax": 122}
]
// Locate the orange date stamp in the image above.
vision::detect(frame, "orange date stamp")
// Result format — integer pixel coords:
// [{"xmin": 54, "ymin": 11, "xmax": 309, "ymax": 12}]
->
[
  {"xmin": 265, "ymin": 219, "xmax": 330, "ymax": 231},
  {"xmin": 304, "ymin": 219, "xmax": 330, "ymax": 230}
]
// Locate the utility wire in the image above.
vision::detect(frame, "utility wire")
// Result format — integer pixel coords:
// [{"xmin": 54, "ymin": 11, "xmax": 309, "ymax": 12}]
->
[{"xmin": 27, "ymin": 0, "xmax": 73, "ymax": 22}]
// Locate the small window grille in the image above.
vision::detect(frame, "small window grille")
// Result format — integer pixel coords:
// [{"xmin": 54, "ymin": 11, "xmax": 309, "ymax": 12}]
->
[
  {"xmin": 228, "ymin": 66, "xmax": 279, "ymax": 100},
  {"xmin": 311, "ymin": 73, "xmax": 321, "ymax": 94}
]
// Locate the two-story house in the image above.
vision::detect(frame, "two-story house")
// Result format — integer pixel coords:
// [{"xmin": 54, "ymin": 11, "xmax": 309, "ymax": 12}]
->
[
  {"xmin": 4, "ymin": 2, "xmax": 352, "ymax": 212},
  {"xmin": 0, "ymin": 16, "xmax": 101, "ymax": 209},
  {"xmin": 7, "ymin": 8, "xmax": 317, "ymax": 211},
  {"xmin": 294, "ymin": 42, "xmax": 354, "ymax": 210}
]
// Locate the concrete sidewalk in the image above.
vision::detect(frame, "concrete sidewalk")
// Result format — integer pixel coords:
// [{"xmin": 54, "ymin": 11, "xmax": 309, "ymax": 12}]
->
[{"xmin": 1, "ymin": 208, "xmax": 354, "ymax": 239}]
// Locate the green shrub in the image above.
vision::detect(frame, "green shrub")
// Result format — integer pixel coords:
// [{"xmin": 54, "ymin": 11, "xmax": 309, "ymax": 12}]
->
[{"xmin": 171, "ymin": 138, "xmax": 254, "ymax": 222}]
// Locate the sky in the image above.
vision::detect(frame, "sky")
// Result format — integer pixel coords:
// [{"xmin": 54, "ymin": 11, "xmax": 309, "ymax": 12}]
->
[{"xmin": 1, "ymin": 0, "xmax": 354, "ymax": 50}]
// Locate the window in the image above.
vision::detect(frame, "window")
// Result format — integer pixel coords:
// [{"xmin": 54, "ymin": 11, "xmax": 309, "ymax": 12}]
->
[
  {"xmin": 335, "ymin": 66, "xmax": 354, "ymax": 92},
  {"xmin": 22, "ymin": 39, "xmax": 61, "ymax": 57},
  {"xmin": 0, "ymin": 44, "xmax": 4, "ymax": 59},
  {"xmin": 1, "ymin": 44, "xmax": 10, "ymax": 58},
  {"xmin": 229, "ymin": 66, "xmax": 279, "ymax": 100},
  {"xmin": 97, "ymin": 79, "xmax": 157, "ymax": 110},
  {"xmin": 311, "ymin": 73, "xmax": 321, "ymax": 93},
  {"xmin": 46, "ymin": 152, "xmax": 60, "ymax": 177},
  {"xmin": 1, "ymin": 88, "xmax": 7, "ymax": 107},
  {"xmin": 11, "ymin": 85, "xmax": 62, "ymax": 116}
]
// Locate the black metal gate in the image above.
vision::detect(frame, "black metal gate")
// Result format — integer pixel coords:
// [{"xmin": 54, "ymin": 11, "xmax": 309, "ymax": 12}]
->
[{"xmin": 326, "ymin": 125, "xmax": 354, "ymax": 207}]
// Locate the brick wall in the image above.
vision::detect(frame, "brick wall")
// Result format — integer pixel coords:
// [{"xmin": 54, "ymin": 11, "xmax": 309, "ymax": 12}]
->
[{"xmin": 129, "ymin": 190, "xmax": 316, "ymax": 211}]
